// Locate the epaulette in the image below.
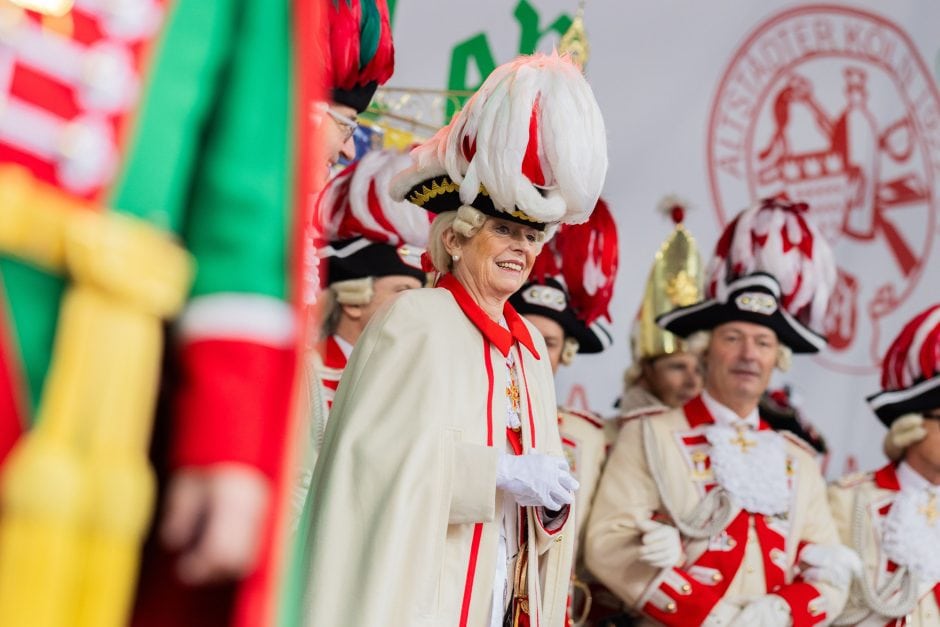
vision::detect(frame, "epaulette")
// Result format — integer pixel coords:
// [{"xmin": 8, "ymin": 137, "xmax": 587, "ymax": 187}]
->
[
  {"xmin": 780, "ymin": 430, "xmax": 819, "ymax": 456},
  {"xmin": 620, "ymin": 405, "xmax": 669, "ymax": 423},
  {"xmin": 558, "ymin": 406, "xmax": 604, "ymax": 429}
]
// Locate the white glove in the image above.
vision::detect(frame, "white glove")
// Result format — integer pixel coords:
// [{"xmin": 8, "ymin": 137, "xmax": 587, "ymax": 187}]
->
[
  {"xmin": 495, "ymin": 451, "xmax": 579, "ymax": 510},
  {"xmin": 703, "ymin": 598, "xmax": 744, "ymax": 626},
  {"xmin": 800, "ymin": 543, "xmax": 863, "ymax": 589},
  {"xmin": 729, "ymin": 595, "xmax": 791, "ymax": 627},
  {"xmin": 636, "ymin": 518, "xmax": 683, "ymax": 569}
]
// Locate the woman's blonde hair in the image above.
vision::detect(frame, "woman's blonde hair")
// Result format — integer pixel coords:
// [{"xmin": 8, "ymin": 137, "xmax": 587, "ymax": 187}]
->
[{"xmin": 427, "ymin": 206, "xmax": 487, "ymax": 273}]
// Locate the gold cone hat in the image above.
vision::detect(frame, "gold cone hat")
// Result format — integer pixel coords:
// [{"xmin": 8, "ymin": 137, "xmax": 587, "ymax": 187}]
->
[{"xmin": 633, "ymin": 198, "xmax": 704, "ymax": 362}]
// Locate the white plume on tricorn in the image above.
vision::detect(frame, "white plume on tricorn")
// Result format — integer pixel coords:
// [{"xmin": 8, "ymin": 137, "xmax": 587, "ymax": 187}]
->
[{"xmin": 391, "ymin": 52, "xmax": 607, "ymax": 227}]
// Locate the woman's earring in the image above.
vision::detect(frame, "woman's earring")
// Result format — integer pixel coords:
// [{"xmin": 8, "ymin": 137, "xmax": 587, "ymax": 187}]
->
[{"xmin": 452, "ymin": 254, "xmax": 460, "ymax": 262}]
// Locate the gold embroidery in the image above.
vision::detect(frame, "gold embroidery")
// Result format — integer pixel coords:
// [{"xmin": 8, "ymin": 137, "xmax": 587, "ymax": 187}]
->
[
  {"xmin": 920, "ymin": 493, "xmax": 939, "ymax": 526},
  {"xmin": 665, "ymin": 270, "xmax": 699, "ymax": 307},
  {"xmin": 729, "ymin": 425, "xmax": 757, "ymax": 453},
  {"xmin": 690, "ymin": 450, "xmax": 712, "ymax": 481},
  {"xmin": 506, "ymin": 356, "xmax": 522, "ymax": 432},
  {"xmin": 408, "ymin": 178, "xmax": 540, "ymax": 224},
  {"xmin": 407, "ymin": 178, "xmax": 460, "ymax": 206},
  {"xmin": 506, "ymin": 380, "xmax": 521, "ymax": 414}
]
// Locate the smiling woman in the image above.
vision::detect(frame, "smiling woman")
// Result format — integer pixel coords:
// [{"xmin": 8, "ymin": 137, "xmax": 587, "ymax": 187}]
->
[
  {"xmin": 293, "ymin": 53, "xmax": 608, "ymax": 627},
  {"xmin": 443, "ymin": 214, "xmax": 543, "ymax": 318}
]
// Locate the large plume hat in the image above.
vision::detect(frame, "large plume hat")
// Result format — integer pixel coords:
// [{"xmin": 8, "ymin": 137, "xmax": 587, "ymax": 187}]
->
[
  {"xmin": 390, "ymin": 52, "xmax": 607, "ymax": 230},
  {"xmin": 657, "ymin": 197, "xmax": 836, "ymax": 353},
  {"xmin": 510, "ymin": 198, "xmax": 618, "ymax": 353},
  {"xmin": 316, "ymin": 148, "xmax": 432, "ymax": 286}
]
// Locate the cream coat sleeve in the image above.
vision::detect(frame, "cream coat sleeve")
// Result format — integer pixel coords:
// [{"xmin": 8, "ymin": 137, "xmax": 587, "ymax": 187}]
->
[{"xmin": 584, "ymin": 417, "xmax": 667, "ymax": 607}]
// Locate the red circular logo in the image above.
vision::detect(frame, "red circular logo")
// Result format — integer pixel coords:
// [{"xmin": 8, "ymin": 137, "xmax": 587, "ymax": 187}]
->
[{"xmin": 707, "ymin": 5, "xmax": 940, "ymax": 374}]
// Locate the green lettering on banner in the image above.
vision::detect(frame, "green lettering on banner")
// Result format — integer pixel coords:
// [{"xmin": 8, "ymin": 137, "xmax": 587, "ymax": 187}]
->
[
  {"xmin": 446, "ymin": 33, "xmax": 497, "ymax": 121},
  {"xmin": 514, "ymin": 0, "xmax": 572, "ymax": 54},
  {"xmin": 445, "ymin": 0, "xmax": 572, "ymax": 120}
]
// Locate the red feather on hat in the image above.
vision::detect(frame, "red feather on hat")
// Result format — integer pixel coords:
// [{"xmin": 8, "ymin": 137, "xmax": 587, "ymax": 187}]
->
[
  {"xmin": 315, "ymin": 149, "xmax": 432, "ymax": 247},
  {"xmin": 322, "ymin": 0, "xmax": 394, "ymax": 92},
  {"xmin": 706, "ymin": 197, "xmax": 836, "ymax": 333},
  {"xmin": 881, "ymin": 304, "xmax": 940, "ymax": 391},
  {"xmin": 539, "ymin": 198, "xmax": 619, "ymax": 326},
  {"xmin": 324, "ymin": 1, "xmax": 361, "ymax": 90}
]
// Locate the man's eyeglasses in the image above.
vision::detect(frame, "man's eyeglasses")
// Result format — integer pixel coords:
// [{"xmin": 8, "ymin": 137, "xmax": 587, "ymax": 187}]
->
[{"xmin": 315, "ymin": 103, "xmax": 359, "ymax": 142}]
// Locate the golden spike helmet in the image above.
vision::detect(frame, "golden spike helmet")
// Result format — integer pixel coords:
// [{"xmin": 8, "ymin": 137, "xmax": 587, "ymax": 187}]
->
[{"xmin": 632, "ymin": 195, "xmax": 704, "ymax": 363}]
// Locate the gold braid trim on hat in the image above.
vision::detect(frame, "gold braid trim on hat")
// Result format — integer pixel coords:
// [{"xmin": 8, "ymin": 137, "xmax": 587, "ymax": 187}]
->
[
  {"xmin": 505, "ymin": 207, "xmax": 541, "ymax": 224},
  {"xmin": 407, "ymin": 177, "xmax": 461, "ymax": 206},
  {"xmin": 408, "ymin": 177, "xmax": 540, "ymax": 224}
]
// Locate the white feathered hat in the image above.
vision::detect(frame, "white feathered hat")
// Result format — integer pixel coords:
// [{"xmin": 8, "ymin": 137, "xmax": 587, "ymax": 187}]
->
[
  {"xmin": 657, "ymin": 197, "xmax": 836, "ymax": 353},
  {"xmin": 390, "ymin": 52, "xmax": 607, "ymax": 229}
]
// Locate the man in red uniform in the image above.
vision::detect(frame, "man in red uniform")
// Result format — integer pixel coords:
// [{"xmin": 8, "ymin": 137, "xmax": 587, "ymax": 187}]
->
[{"xmin": 587, "ymin": 198, "xmax": 855, "ymax": 626}]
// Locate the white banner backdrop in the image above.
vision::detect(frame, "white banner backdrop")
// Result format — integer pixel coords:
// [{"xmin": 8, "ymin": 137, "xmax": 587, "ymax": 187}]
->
[{"xmin": 387, "ymin": 0, "xmax": 940, "ymax": 477}]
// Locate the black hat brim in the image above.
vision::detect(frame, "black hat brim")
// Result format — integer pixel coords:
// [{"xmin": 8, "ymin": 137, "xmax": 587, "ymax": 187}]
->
[
  {"xmin": 325, "ymin": 238, "xmax": 426, "ymax": 285},
  {"xmin": 332, "ymin": 82, "xmax": 379, "ymax": 114},
  {"xmin": 867, "ymin": 376, "xmax": 940, "ymax": 426},
  {"xmin": 655, "ymin": 273, "xmax": 826, "ymax": 354},
  {"xmin": 510, "ymin": 281, "xmax": 611, "ymax": 354},
  {"xmin": 404, "ymin": 176, "xmax": 547, "ymax": 231}
]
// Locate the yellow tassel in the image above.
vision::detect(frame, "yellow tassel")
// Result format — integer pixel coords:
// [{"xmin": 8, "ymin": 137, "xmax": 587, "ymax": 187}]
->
[
  {"xmin": 0, "ymin": 172, "xmax": 193, "ymax": 627},
  {"xmin": 0, "ymin": 166, "xmax": 72, "ymax": 272}
]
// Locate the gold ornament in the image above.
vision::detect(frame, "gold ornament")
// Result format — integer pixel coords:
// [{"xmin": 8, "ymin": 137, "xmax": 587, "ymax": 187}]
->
[
  {"xmin": 632, "ymin": 198, "xmax": 704, "ymax": 362},
  {"xmin": 558, "ymin": 1, "xmax": 590, "ymax": 70}
]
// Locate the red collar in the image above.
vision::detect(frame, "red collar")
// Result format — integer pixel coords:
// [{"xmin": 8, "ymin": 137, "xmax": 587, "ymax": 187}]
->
[
  {"xmin": 874, "ymin": 463, "xmax": 901, "ymax": 491},
  {"xmin": 321, "ymin": 335, "xmax": 348, "ymax": 370},
  {"xmin": 683, "ymin": 395, "xmax": 771, "ymax": 430},
  {"xmin": 438, "ymin": 273, "xmax": 540, "ymax": 359}
]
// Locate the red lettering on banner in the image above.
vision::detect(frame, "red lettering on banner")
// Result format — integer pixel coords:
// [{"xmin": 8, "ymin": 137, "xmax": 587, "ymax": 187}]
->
[{"xmin": 707, "ymin": 5, "xmax": 940, "ymax": 375}]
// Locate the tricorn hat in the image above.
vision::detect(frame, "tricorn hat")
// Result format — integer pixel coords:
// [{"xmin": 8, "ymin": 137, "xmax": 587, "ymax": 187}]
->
[
  {"xmin": 867, "ymin": 303, "xmax": 940, "ymax": 426},
  {"xmin": 316, "ymin": 148, "xmax": 431, "ymax": 287},
  {"xmin": 657, "ymin": 197, "xmax": 836, "ymax": 353}
]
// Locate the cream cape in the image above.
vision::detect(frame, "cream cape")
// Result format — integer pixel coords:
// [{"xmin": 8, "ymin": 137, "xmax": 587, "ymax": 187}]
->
[{"xmin": 298, "ymin": 283, "xmax": 574, "ymax": 627}]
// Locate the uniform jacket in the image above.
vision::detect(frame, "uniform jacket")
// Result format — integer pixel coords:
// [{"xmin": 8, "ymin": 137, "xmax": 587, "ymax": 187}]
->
[
  {"xmin": 558, "ymin": 407, "xmax": 606, "ymax": 539},
  {"xmin": 829, "ymin": 463, "xmax": 940, "ymax": 626},
  {"xmin": 586, "ymin": 395, "xmax": 847, "ymax": 627},
  {"xmin": 0, "ymin": 2, "xmax": 303, "ymax": 625}
]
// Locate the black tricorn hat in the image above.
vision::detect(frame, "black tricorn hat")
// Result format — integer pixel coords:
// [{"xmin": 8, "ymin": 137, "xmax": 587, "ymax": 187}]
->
[
  {"xmin": 656, "ymin": 273, "xmax": 827, "ymax": 354},
  {"xmin": 510, "ymin": 278, "xmax": 612, "ymax": 354}
]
